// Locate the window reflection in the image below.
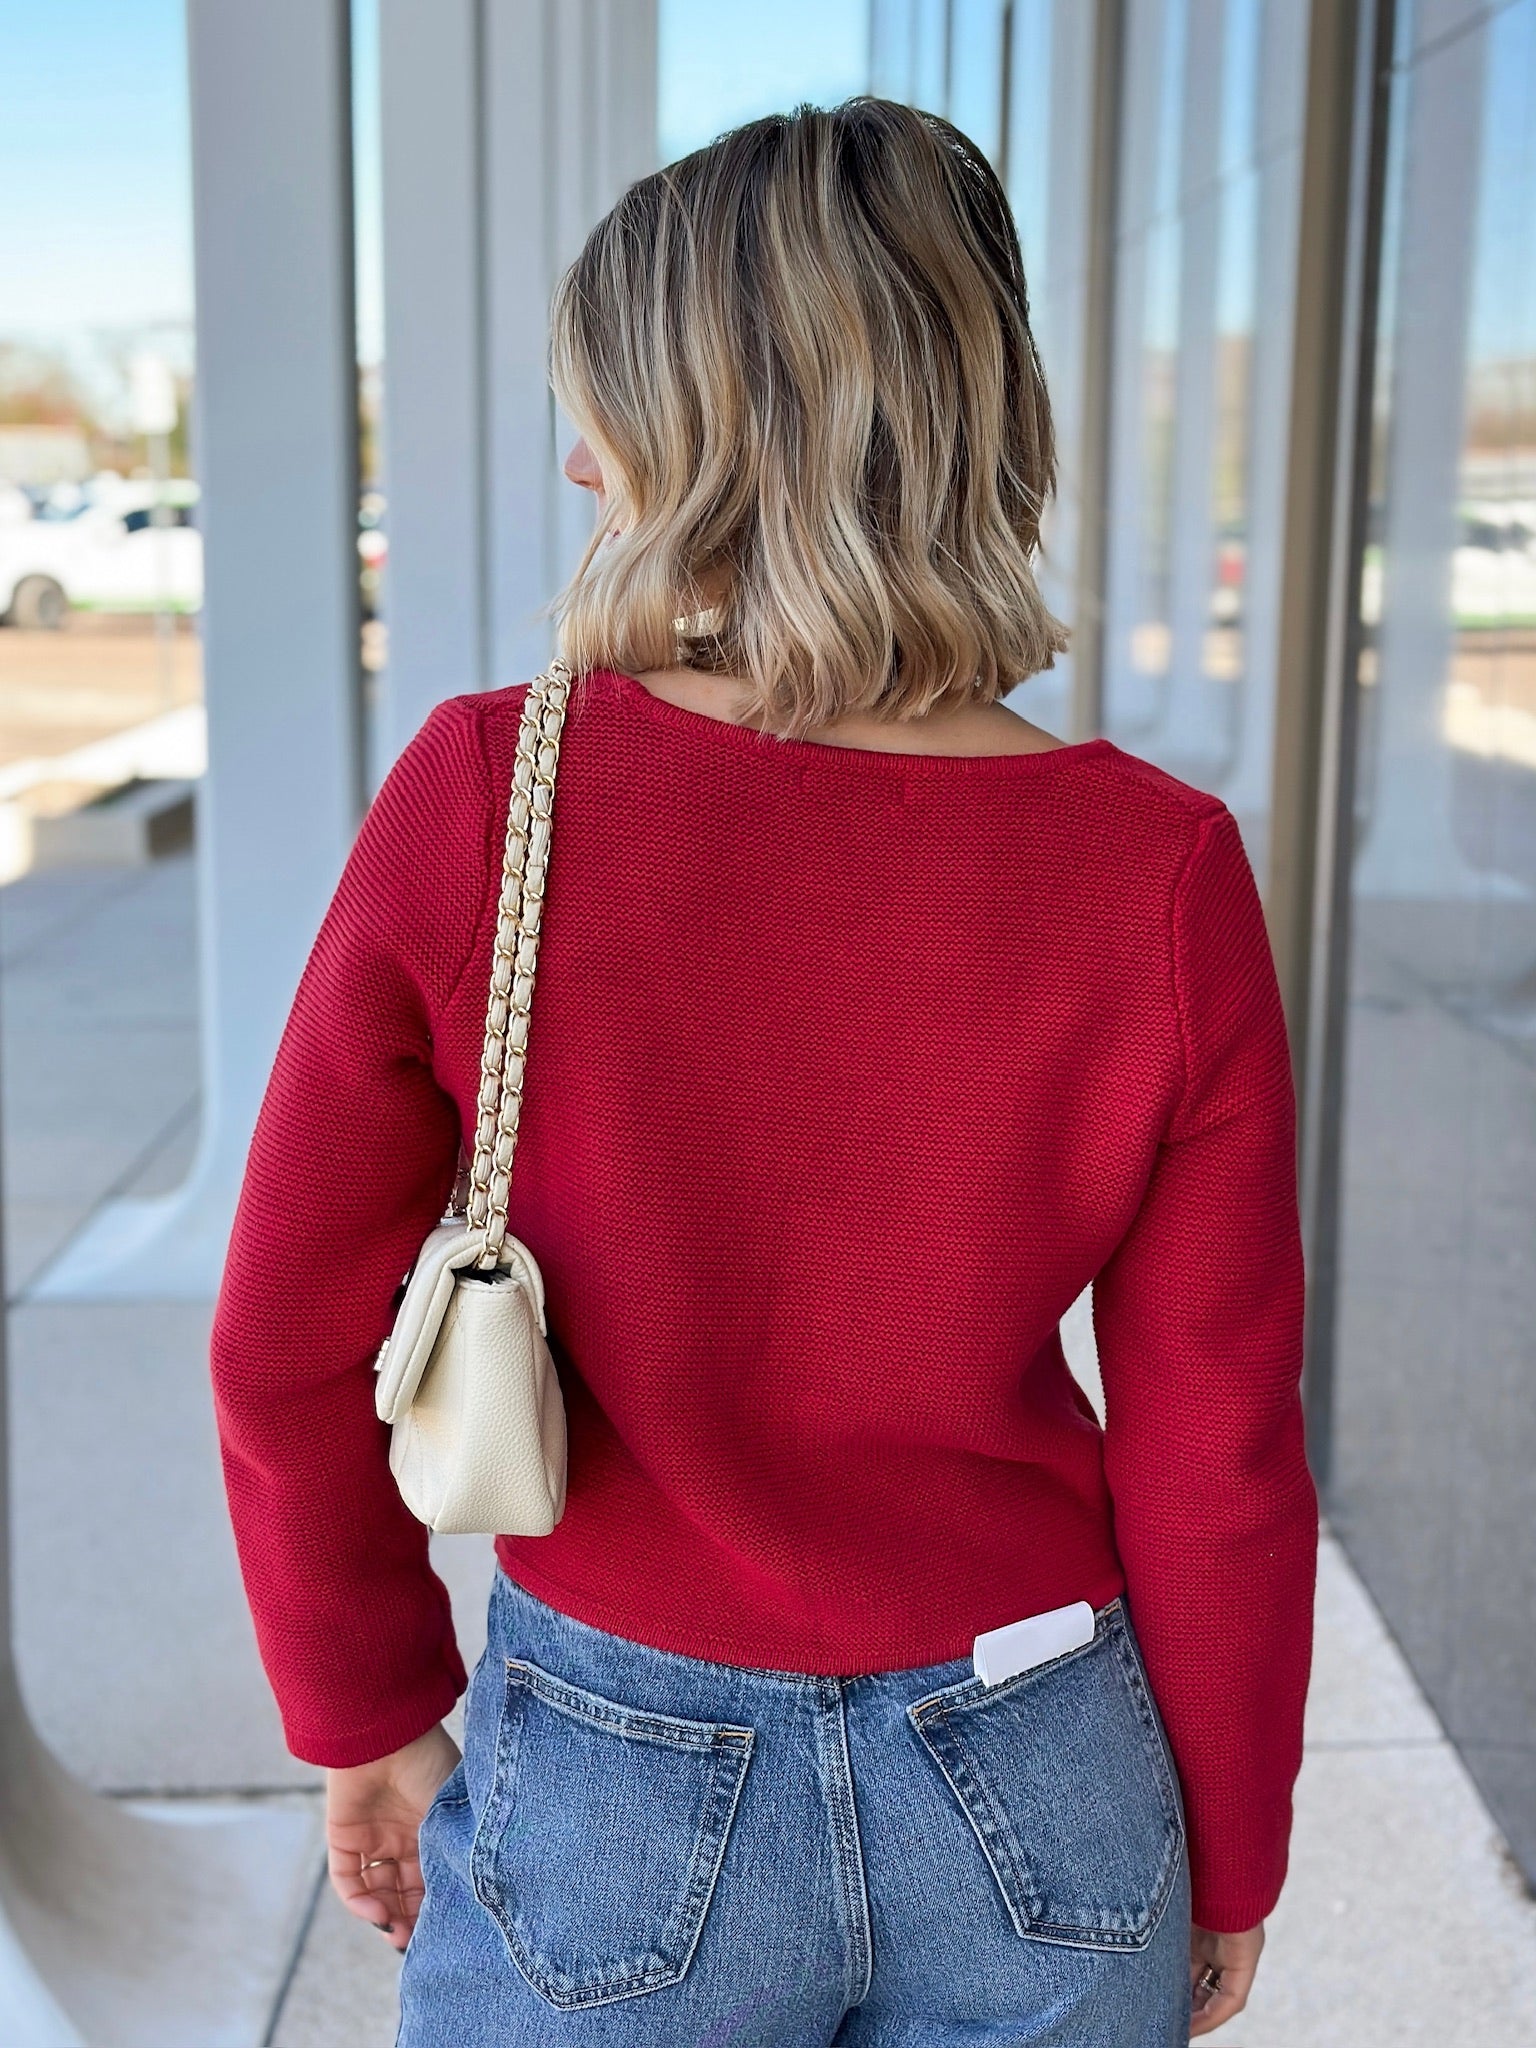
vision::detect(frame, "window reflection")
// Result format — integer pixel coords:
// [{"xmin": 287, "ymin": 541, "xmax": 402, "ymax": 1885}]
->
[
  {"xmin": 1001, "ymin": 0, "xmax": 1095, "ymax": 740},
  {"xmin": 1334, "ymin": 0, "xmax": 1536, "ymax": 1882},
  {"xmin": 871, "ymin": 0, "xmax": 1097, "ymax": 743},
  {"xmin": 1103, "ymin": 0, "xmax": 1307, "ymax": 886}
]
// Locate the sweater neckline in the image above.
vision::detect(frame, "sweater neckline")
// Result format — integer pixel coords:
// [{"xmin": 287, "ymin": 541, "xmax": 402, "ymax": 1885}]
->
[{"xmin": 598, "ymin": 668, "xmax": 1116, "ymax": 780}]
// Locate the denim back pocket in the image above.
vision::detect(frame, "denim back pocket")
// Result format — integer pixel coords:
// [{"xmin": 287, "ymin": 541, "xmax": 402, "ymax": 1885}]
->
[
  {"xmin": 906, "ymin": 1605, "xmax": 1184, "ymax": 1951},
  {"xmin": 469, "ymin": 1657, "xmax": 755, "ymax": 2010}
]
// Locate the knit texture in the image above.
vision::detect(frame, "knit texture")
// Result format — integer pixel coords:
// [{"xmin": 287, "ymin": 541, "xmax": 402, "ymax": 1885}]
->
[{"xmin": 210, "ymin": 667, "xmax": 1317, "ymax": 1932}]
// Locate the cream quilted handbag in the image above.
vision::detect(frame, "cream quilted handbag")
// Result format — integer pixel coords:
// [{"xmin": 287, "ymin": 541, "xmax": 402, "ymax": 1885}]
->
[{"xmin": 373, "ymin": 664, "xmax": 572, "ymax": 1536}]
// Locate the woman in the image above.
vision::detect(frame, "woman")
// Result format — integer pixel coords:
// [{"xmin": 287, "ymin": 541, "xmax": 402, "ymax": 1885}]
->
[{"xmin": 211, "ymin": 99, "xmax": 1316, "ymax": 2046}]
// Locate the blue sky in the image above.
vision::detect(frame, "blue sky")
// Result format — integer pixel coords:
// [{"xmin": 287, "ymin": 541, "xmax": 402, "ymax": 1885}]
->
[
  {"xmin": 659, "ymin": 0, "xmax": 868, "ymax": 161},
  {"xmin": 0, "ymin": 0, "xmax": 867, "ymax": 364},
  {"xmin": 0, "ymin": 0, "xmax": 194, "ymax": 339},
  {"xmin": 1, "ymin": 0, "xmax": 1530, "ymax": 377}
]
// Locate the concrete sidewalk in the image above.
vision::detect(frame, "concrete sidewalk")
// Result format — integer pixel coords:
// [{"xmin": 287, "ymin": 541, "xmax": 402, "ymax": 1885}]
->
[{"xmin": 3, "ymin": 850, "xmax": 1533, "ymax": 2044}]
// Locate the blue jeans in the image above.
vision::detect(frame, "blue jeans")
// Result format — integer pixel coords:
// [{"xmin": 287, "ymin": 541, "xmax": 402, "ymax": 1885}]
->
[{"xmin": 397, "ymin": 1569, "xmax": 1192, "ymax": 2046}]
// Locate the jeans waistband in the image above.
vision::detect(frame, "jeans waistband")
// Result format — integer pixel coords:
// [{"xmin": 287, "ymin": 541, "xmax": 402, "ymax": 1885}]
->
[{"xmin": 491, "ymin": 1564, "xmax": 1128, "ymax": 1698}]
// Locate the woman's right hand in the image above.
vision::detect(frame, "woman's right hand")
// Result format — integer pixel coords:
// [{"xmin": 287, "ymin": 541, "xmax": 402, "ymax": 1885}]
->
[
  {"xmin": 325, "ymin": 1721, "xmax": 462, "ymax": 1953},
  {"xmin": 1190, "ymin": 1920, "xmax": 1265, "ymax": 2035}
]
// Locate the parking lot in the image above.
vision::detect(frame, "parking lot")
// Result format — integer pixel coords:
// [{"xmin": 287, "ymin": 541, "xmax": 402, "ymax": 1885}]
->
[{"xmin": 0, "ymin": 612, "xmax": 202, "ymax": 767}]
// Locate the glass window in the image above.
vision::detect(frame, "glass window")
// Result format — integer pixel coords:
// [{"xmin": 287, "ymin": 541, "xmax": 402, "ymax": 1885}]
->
[
  {"xmin": 1001, "ymin": 1, "xmax": 1097, "ymax": 741},
  {"xmin": 870, "ymin": 0, "xmax": 1097, "ymax": 742},
  {"xmin": 1330, "ymin": 0, "xmax": 1536, "ymax": 1886},
  {"xmin": 0, "ymin": 0, "xmax": 200, "ymax": 865},
  {"xmin": 1102, "ymin": 0, "xmax": 1308, "ymax": 887}
]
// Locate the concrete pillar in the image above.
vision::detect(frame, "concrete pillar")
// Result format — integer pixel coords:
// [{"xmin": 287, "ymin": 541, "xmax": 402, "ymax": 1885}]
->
[
  {"xmin": 35, "ymin": 0, "xmax": 366, "ymax": 1300},
  {"xmin": 0, "ymin": 1036, "xmax": 317, "ymax": 2041},
  {"xmin": 378, "ymin": 0, "xmax": 658, "ymax": 756},
  {"xmin": 37, "ymin": 0, "xmax": 660, "ymax": 1299},
  {"xmin": 1159, "ymin": 0, "xmax": 1231, "ymax": 775},
  {"xmin": 1221, "ymin": 0, "xmax": 1311, "ymax": 840},
  {"xmin": 374, "ymin": 0, "xmax": 491, "ymax": 774},
  {"xmin": 484, "ymin": 0, "xmax": 658, "ymax": 688},
  {"xmin": 1102, "ymin": 0, "xmax": 1172, "ymax": 740},
  {"xmin": 1013, "ymin": 0, "xmax": 1098, "ymax": 742},
  {"xmin": 0, "ymin": 1671, "xmax": 317, "ymax": 2046}
]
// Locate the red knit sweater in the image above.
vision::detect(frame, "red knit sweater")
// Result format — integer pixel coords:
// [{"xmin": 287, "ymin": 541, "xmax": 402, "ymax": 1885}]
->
[{"xmin": 210, "ymin": 667, "xmax": 1317, "ymax": 1932}]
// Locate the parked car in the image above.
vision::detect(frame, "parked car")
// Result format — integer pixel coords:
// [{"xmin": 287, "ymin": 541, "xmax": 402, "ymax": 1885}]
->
[
  {"xmin": 0, "ymin": 477, "xmax": 387, "ymax": 628},
  {"xmin": 1358, "ymin": 501, "xmax": 1536, "ymax": 629},
  {"xmin": 0, "ymin": 478, "xmax": 202, "ymax": 627}
]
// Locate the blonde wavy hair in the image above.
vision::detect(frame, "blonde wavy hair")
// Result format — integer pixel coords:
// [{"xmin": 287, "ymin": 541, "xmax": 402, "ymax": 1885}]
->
[{"xmin": 549, "ymin": 97, "xmax": 1069, "ymax": 737}]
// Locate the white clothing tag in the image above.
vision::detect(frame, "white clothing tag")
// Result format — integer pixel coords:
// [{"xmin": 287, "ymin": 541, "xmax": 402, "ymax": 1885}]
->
[{"xmin": 972, "ymin": 1599, "xmax": 1096, "ymax": 1687}]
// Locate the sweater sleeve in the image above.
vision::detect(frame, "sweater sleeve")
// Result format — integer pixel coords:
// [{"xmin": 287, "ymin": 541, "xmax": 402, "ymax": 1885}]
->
[
  {"xmin": 209, "ymin": 694, "xmax": 498, "ymax": 1768},
  {"xmin": 1090, "ymin": 802, "xmax": 1319, "ymax": 1932}
]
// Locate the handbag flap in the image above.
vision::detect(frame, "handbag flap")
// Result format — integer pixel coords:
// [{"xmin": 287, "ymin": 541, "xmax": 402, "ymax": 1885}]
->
[{"xmin": 374, "ymin": 1221, "xmax": 548, "ymax": 1425}]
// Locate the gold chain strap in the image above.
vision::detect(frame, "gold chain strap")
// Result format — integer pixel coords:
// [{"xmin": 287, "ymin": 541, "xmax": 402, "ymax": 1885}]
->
[{"xmin": 464, "ymin": 661, "xmax": 572, "ymax": 1267}]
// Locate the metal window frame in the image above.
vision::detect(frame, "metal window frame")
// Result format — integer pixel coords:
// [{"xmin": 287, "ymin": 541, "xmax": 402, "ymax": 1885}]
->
[{"xmin": 1069, "ymin": 0, "xmax": 1126, "ymax": 743}]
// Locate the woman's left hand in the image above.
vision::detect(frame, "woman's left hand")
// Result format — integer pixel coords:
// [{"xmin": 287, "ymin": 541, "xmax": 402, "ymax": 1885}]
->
[
  {"xmin": 1190, "ymin": 1920, "xmax": 1265, "ymax": 2035},
  {"xmin": 325, "ymin": 1721, "xmax": 463, "ymax": 1953}
]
